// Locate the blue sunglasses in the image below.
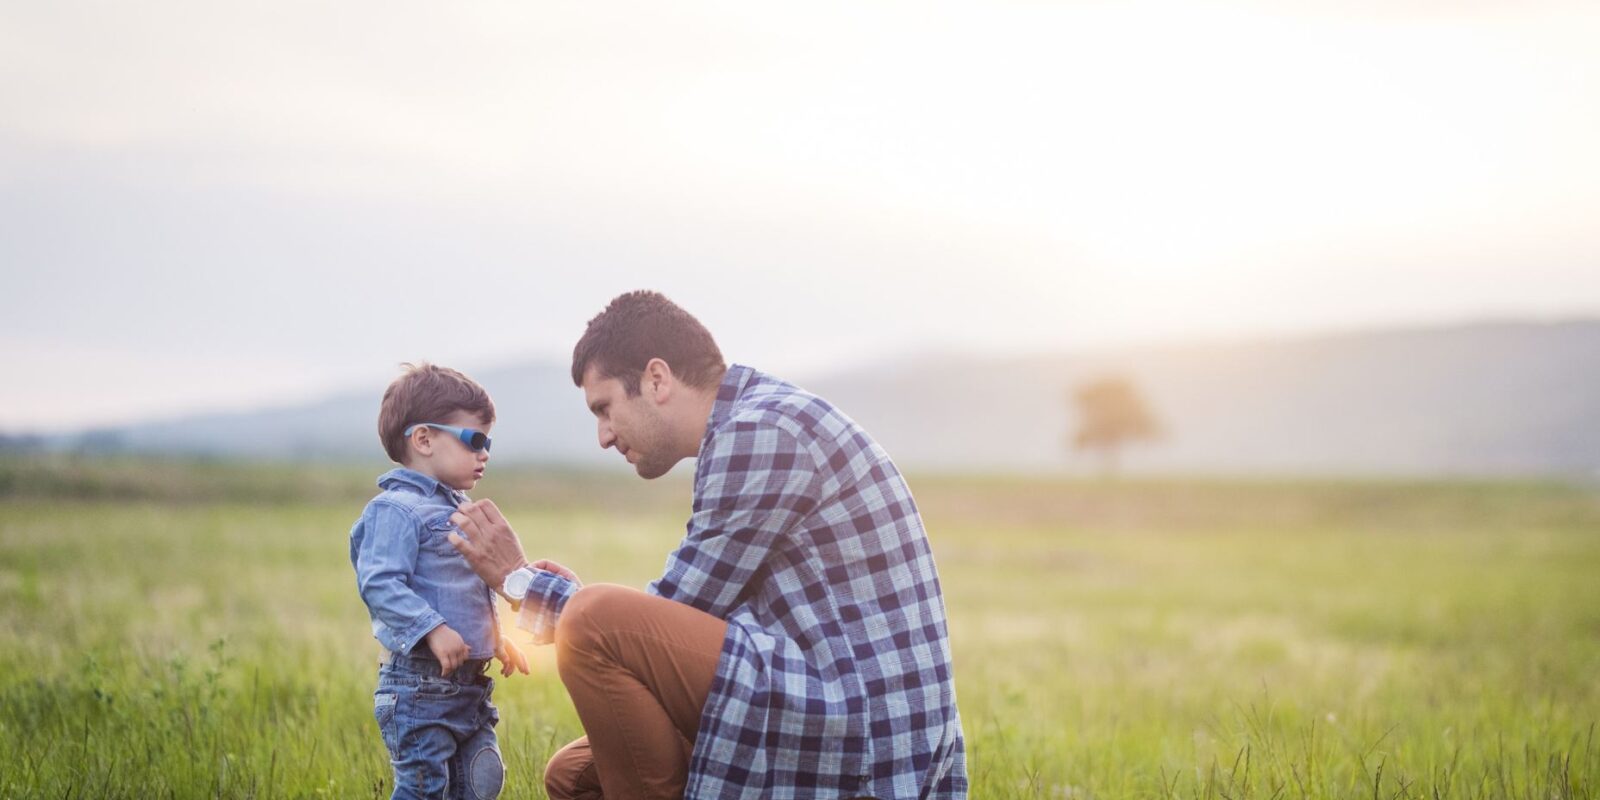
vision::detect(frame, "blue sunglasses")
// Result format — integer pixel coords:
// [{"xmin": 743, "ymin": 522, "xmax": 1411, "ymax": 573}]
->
[{"xmin": 404, "ymin": 423, "xmax": 492, "ymax": 453}]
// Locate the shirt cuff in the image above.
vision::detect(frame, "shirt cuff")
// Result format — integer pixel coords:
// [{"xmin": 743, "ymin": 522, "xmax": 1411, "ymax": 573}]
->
[
  {"xmin": 392, "ymin": 610, "xmax": 447, "ymax": 655},
  {"xmin": 516, "ymin": 570, "xmax": 578, "ymax": 645}
]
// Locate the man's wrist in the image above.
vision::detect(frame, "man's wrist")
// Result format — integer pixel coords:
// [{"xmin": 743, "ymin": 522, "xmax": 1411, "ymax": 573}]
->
[
  {"xmin": 497, "ymin": 562, "xmax": 535, "ymax": 606},
  {"xmin": 492, "ymin": 558, "xmax": 528, "ymax": 590}
]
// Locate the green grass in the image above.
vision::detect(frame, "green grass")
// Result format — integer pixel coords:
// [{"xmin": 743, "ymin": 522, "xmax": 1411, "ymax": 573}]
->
[{"xmin": 1, "ymin": 457, "xmax": 1597, "ymax": 798}]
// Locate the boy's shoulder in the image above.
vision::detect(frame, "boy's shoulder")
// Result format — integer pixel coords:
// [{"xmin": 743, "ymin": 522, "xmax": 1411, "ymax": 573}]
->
[
  {"xmin": 363, "ymin": 487, "xmax": 427, "ymax": 517},
  {"xmin": 354, "ymin": 488, "xmax": 459, "ymax": 548},
  {"xmin": 360, "ymin": 469, "xmax": 456, "ymax": 525}
]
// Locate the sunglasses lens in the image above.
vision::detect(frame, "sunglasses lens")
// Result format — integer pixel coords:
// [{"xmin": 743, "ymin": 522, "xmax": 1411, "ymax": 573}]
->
[{"xmin": 470, "ymin": 431, "xmax": 490, "ymax": 452}]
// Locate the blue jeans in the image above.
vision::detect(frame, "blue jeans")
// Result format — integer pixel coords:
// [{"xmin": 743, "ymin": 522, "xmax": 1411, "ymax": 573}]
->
[{"xmin": 373, "ymin": 652, "xmax": 503, "ymax": 800}]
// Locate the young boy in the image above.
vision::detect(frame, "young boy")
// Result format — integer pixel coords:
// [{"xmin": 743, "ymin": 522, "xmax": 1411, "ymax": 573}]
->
[{"xmin": 350, "ymin": 363, "xmax": 528, "ymax": 800}]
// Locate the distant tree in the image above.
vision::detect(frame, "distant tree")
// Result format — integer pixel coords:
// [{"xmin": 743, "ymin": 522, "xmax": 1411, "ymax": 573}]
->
[{"xmin": 1069, "ymin": 376, "xmax": 1162, "ymax": 476}]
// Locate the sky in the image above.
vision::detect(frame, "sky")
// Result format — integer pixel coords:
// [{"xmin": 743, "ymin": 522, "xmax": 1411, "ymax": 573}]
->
[{"xmin": 2, "ymin": 1, "xmax": 1598, "ymax": 431}]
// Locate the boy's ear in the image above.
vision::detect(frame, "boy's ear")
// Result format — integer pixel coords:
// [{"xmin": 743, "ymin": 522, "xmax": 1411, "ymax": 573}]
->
[{"xmin": 409, "ymin": 425, "xmax": 433, "ymax": 457}]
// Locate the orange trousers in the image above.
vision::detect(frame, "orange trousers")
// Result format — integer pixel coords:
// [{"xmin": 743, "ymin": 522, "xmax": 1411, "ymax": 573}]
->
[{"xmin": 542, "ymin": 584, "xmax": 727, "ymax": 800}]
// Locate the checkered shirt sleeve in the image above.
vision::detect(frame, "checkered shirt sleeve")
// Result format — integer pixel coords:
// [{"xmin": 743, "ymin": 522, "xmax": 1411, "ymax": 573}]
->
[{"xmin": 515, "ymin": 568, "xmax": 577, "ymax": 645}]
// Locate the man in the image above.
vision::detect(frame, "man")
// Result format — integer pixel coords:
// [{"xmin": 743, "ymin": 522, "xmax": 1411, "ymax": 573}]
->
[{"xmin": 450, "ymin": 291, "xmax": 967, "ymax": 799}]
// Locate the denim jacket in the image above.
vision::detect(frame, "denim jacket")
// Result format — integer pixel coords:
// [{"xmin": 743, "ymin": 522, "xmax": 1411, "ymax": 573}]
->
[{"xmin": 350, "ymin": 468, "xmax": 499, "ymax": 659}]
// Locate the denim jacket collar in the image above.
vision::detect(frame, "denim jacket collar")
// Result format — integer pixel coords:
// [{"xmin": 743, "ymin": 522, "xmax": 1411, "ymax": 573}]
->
[{"xmin": 377, "ymin": 467, "xmax": 467, "ymax": 506}]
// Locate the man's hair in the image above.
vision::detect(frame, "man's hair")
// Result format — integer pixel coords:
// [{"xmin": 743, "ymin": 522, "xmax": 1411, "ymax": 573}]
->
[
  {"xmin": 378, "ymin": 363, "xmax": 496, "ymax": 463},
  {"xmin": 571, "ymin": 290, "xmax": 726, "ymax": 395}
]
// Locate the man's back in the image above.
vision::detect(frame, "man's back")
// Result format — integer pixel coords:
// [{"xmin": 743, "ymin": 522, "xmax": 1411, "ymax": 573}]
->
[{"xmin": 651, "ymin": 364, "xmax": 967, "ymax": 799}]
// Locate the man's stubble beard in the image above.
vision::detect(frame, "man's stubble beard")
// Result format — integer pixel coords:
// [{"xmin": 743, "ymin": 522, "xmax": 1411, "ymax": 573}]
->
[
  {"xmin": 631, "ymin": 405, "xmax": 680, "ymax": 480},
  {"xmin": 635, "ymin": 456, "xmax": 675, "ymax": 480}
]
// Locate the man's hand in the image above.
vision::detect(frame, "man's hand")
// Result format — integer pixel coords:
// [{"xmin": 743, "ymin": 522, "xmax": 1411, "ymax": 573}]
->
[
  {"xmin": 424, "ymin": 624, "xmax": 470, "ymax": 676},
  {"xmin": 530, "ymin": 559, "xmax": 582, "ymax": 587},
  {"xmin": 495, "ymin": 638, "xmax": 530, "ymax": 677},
  {"xmin": 448, "ymin": 499, "xmax": 529, "ymax": 590}
]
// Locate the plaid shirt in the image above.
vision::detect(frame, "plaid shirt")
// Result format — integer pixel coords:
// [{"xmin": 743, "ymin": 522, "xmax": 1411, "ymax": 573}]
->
[{"xmin": 520, "ymin": 365, "xmax": 966, "ymax": 798}]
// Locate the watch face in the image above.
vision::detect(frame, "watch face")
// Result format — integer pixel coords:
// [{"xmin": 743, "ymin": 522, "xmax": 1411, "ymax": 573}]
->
[{"xmin": 506, "ymin": 570, "xmax": 531, "ymax": 596}]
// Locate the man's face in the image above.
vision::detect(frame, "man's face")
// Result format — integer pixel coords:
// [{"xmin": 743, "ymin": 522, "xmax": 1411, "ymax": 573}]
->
[{"xmin": 581, "ymin": 366, "xmax": 679, "ymax": 479}]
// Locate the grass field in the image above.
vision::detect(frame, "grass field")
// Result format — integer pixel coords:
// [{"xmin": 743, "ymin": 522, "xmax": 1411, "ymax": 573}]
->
[{"xmin": 1, "ymin": 456, "xmax": 1597, "ymax": 798}]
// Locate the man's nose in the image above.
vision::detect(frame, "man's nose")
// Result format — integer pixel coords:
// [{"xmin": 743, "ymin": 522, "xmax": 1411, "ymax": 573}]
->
[{"xmin": 597, "ymin": 422, "xmax": 616, "ymax": 449}]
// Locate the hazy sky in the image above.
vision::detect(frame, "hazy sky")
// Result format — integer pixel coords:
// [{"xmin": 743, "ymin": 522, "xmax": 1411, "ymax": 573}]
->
[{"xmin": 3, "ymin": 1, "xmax": 1598, "ymax": 431}]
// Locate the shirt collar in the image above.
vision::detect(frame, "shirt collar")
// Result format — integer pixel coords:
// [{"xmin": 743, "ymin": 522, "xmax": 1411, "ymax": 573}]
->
[
  {"xmin": 701, "ymin": 364, "xmax": 758, "ymax": 452},
  {"xmin": 377, "ymin": 467, "xmax": 468, "ymax": 506}
]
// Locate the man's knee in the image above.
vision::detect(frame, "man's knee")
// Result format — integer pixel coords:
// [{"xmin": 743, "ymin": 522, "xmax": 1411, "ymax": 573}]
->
[
  {"xmin": 556, "ymin": 583, "xmax": 634, "ymax": 656},
  {"xmin": 544, "ymin": 738, "xmax": 597, "ymax": 800}
]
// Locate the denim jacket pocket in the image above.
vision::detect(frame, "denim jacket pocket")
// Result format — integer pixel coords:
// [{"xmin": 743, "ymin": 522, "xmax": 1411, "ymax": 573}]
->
[{"xmin": 419, "ymin": 513, "xmax": 461, "ymax": 554}]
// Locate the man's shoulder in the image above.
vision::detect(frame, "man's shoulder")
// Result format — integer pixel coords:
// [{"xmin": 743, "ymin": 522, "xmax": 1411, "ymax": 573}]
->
[
  {"xmin": 716, "ymin": 369, "xmax": 881, "ymax": 466},
  {"xmin": 724, "ymin": 374, "xmax": 850, "ymax": 440}
]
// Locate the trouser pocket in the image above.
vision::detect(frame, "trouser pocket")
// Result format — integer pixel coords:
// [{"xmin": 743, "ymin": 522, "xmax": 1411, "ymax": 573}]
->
[{"xmin": 374, "ymin": 690, "xmax": 401, "ymax": 757}]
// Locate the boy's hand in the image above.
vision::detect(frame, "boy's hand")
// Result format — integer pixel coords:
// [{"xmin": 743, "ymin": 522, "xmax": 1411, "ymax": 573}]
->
[
  {"xmin": 424, "ymin": 624, "xmax": 471, "ymax": 676},
  {"xmin": 496, "ymin": 638, "xmax": 530, "ymax": 677}
]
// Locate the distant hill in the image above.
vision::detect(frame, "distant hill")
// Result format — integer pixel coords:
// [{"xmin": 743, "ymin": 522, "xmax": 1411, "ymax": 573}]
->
[
  {"xmin": 805, "ymin": 320, "xmax": 1600, "ymax": 476},
  {"xmin": 50, "ymin": 362, "xmax": 617, "ymax": 470},
  {"xmin": 31, "ymin": 320, "xmax": 1600, "ymax": 477}
]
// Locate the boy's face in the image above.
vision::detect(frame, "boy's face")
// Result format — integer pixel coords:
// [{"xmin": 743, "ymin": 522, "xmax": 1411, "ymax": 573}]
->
[{"xmin": 423, "ymin": 409, "xmax": 493, "ymax": 492}]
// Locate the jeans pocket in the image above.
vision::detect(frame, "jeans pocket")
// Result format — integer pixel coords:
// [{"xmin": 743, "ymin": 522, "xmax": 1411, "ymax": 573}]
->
[
  {"xmin": 373, "ymin": 691, "xmax": 401, "ymax": 757},
  {"xmin": 415, "ymin": 676, "xmax": 463, "ymax": 699},
  {"xmin": 481, "ymin": 689, "xmax": 500, "ymax": 730}
]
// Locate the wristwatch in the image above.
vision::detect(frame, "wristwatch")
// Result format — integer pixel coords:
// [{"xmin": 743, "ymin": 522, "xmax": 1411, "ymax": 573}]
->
[{"xmin": 501, "ymin": 566, "xmax": 536, "ymax": 602}]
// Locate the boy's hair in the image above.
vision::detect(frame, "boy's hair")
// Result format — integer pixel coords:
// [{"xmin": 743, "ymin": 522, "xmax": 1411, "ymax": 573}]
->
[
  {"xmin": 570, "ymin": 290, "xmax": 726, "ymax": 396},
  {"xmin": 378, "ymin": 363, "xmax": 496, "ymax": 463}
]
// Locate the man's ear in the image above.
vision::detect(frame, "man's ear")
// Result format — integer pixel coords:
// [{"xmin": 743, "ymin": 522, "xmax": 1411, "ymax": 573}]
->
[{"xmin": 644, "ymin": 358, "xmax": 674, "ymax": 404}]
